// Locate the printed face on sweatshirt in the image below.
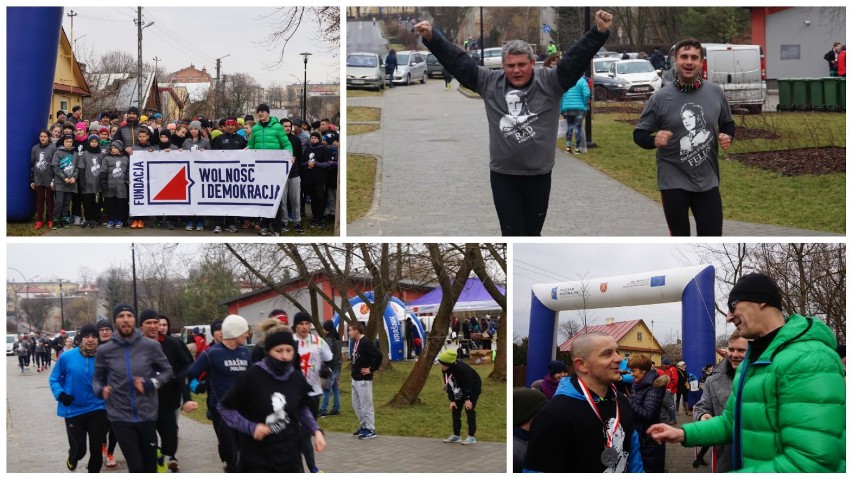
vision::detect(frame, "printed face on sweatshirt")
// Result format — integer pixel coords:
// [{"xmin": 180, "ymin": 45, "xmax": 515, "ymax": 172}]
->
[
  {"xmin": 265, "ymin": 392, "xmax": 291, "ymax": 434},
  {"xmin": 678, "ymin": 102, "xmax": 711, "ymax": 167},
  {"xmin": 499, "ymin": 89, "xmax": 539, "ymax": 144}
]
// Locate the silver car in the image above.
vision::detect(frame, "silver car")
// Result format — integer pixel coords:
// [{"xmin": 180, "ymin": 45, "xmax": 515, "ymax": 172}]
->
[
  {"xmin": 347, "ymin": 52, "xmax": 385, "ymax": 91},
  {"xmin": 389, "ymin": 50, "xmax": 427, "ymax": 85}
]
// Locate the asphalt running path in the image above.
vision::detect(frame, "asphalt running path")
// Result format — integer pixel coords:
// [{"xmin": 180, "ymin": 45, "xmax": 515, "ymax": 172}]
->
[
  {"xmin": 5, "ymin": 356, "xmax": 506, "ymax": 473},
  {"xmin": 346, "ymin": 79, "xmax": 838, "ymax": 236}
]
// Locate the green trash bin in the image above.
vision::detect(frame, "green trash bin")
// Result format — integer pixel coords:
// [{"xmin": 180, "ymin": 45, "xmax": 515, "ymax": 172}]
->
[
  {"xmin": 777, "ymin": 78, "xmax": 793, "ymax": 111},
  {"xmin": 791, "ymin": 78, "xmax": 809, "ymax": 110},
  {"xmin": 822, "ymin": 77, "xmax": 841, "ymax": 111},
  {"xmin": 806, "ymin": 78, "xmax": 825, "ymax": 110},
  {"xmin": 839, "ymin": 77, "xmax": 846, "ymax": 111}
]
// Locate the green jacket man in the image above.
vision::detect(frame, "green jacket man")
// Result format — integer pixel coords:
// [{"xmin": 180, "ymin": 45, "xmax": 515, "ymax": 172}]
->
[{"xmin": 648, "ymin": 273, "xmax": 845, "ymax": 472}]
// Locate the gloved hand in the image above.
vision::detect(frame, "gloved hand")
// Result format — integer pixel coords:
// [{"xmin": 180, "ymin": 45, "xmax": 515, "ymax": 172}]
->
[{"xmin": 58, "ymin": 392, "xmax": 75, "ymax": 406}]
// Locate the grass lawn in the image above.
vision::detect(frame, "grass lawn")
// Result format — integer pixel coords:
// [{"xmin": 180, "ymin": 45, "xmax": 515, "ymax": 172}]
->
[
  {"xmin": 348, "ymin": 106, "xmax": 381, "ymax": 123},
  {"xmin": 346, "ymin": 89, "xmax": 384, "ymax": 98},
  {"xmin": 573, "ymin": 107, "xmax": 845, "ymax": 232},
  {"xmin": 183, "ymin": 361, "xmax": 506, "ymax": 442},
  {"xmin": 7, "ymin": 218, "xmax": 43, "ymax": 236},
  {"xmin": 347, "ymin": 154, "xmax": 377, "ymax": 222}
]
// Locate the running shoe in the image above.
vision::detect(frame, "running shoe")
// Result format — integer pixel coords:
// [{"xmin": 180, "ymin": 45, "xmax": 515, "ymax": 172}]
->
[
  {"xmin": 213, "ymin": 226, "xmax": 222, "ymax": 234},
  {"xmin": 443, "ymin": 435, "xmax": 462, "ymax": 443},
  {"xmin": 130, "ymin": 220, "xmax": 139, "ymax": 228},
  {"xmin": 34, "ymin": 221, "xmax": 42, "ymax": 230},
  {"xmin": 359, "ymin": 429, "xmax": 377, "ymax": 440},
  {"xmin": 115, "ymin": 221, "xmax": 123, "ymax": 229},
  {"xmin": 66, "ymin": 455, "xmax": 78, "ymax": 471},
  {"xmin": 460, "ymin": 436, "xmax": 477, "ymax": 445},
  {"xmin": 168, "ymin": 456, "xmax": 179, "ymax": 472},
  {"xmin": 106, "ymin": 454, "xmax": 116, "ymax": 467}
]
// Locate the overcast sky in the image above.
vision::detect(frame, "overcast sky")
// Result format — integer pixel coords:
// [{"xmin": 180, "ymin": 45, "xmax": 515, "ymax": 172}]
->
[
  {"xmin": 62, "ymin": 7, "xmax": 338, "ymax": 87},
  {"xmin": 6, "ymin": 243, "xmax": 203, "ymax": 285},
  {"xmin": 513, "ymin": 243, "xmax": 736, "ymax": 345}
]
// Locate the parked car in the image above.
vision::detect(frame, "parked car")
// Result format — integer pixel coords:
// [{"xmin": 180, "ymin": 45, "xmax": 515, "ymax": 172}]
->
[
  {"xmin": 601, "ymin": 59, "xmax": 662, "ymax": 100},
  {"xmin": 7, "ymin": 334, "xmax": 16, "ymax": 355},
  {"xmin": 389, "ymin": 50, "xmax": 428, "ymax": 85},
  {"xmin": 663, "ymin": 43, "xmax": 766, "ymax": 113},
  {"xmin": 346, "ymin": 51, "xmax": 385, "ymax": 91},
  {"xmin": 481, "ymin": 47, "xmax": 503, "ymax": 69},
  {"xmin": 426, "ymin": 54, "xmax": 444, "ymax": 78},
  {"xmin": 591, "ymin": 57, "xmax": 622, "ymax": 101}
]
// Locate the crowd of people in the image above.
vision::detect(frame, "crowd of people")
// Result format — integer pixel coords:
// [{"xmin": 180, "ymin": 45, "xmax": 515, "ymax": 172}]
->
[
  {"xmin": 31, "ymin": 104, "xmax": 340, "ymax": 235},
  {"xmin": 515, "ymin": 272, "xmax": 845, "ymax": 473},
  {"xmin": 42, "ymin": 305, "xmax": 377, "ymax": 473}
]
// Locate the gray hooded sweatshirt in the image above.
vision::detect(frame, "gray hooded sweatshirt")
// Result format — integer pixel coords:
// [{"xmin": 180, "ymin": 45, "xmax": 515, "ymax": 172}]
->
[
  {"xmin": 93, "ymin": 328, "xmax": 173, "ymax": 423},
  {"xmin": 423, "ymin": 26, "xmax": 608, "ymax": 175},
  {"xmin": 51, "ymin": 146, "xmax": 79, "ymax": 192},
  {"xmin": 100, "ymin": 144, "xmax": 130, "ymax": 199}
]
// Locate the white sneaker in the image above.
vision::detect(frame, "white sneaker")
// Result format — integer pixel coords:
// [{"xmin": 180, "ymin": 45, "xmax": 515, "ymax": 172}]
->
[
  {"xmin": 460, "ymin": 436, "xmax": 477, "ymax": 445},
  {"xmin": 443, "ymin": 434, "xmax": 462, "ymax": 443},
  {"xmin": 73, "ymin": 216, "xmax": 82, "ymax": 226},
  {"xmin": 213, "ymin": 226, "xmax": 222, "ymax": 233}
]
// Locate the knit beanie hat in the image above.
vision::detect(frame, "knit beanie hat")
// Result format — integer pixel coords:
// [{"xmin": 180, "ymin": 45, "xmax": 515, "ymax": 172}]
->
[
  {"xmin": 547, "ymin": 360, "xmax": 568, "ymax": 376},
  {"xmin": 139, "ymin": 309, "xmax": 160, "ymax": 324},
  {"xmin": 210, "ymin": 319, "xmax": 223, "ymax": 334},
  {"xmin": 189, "ymin": 120, "xmax": 202, "ymax": 131},
  {"xmin": 79, "ymin": 323, "xmax": 99, "ymax": 337},
  {"xmin": 265, "ymin": 330, "xmax": 297, "ymax": 350},
  {"xmin": 89, "ymin": 121, "xmax": 100, "ymax": 132},
  {"xmin": 127, "ymin": 106, "xmax": 140, "ymax": 115},
  {"xmin": 293, "ymin": 311, "xmax": 312, "ymax": 326},
  {"xmin": 310, "ymin": 131, "xmax": 322, "ymax": 141},
  {"xmin": 513, "ymin": 388, "xmax": 548, "ymax": 426},
  {"xmin": 112, "ymin": 303, "xmax": 136, "ymax": 321},
  {"xmin": 256, "ymin": 103, "xmax": 270, "ymax": 113},
  {"xmin": 97, "ymin": 319, "xmax": 112, "ymax": 330},
  {"xmin": 323, "ymin": 320, "xmax": 335, "ymax": 335},
  {"xmin": 728, "ymin": 273, "xmax": 783, "ymax": 311},
  {"xmin": 438, "ymin": 348, "xmax": 457, "ymax": 365},
  {"xmin": 109, "ymin": 139, "xmax": 125, "ymax": 152},
  {"xmin": 222, "ymin": 314, "xmax": 249, "ymax": 339}
]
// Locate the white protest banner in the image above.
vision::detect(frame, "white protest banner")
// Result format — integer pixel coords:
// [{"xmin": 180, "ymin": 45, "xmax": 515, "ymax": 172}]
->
[{"xmin": 129, "ymin": 149, "xmax": 291, "ymax": 217}]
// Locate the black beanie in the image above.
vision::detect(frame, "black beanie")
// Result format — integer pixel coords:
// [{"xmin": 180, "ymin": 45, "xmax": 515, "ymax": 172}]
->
[
  {"xmin": 293, "ymin": 311, "xmax": 312, "ymax": 326},
  {"xmin": 112, "ymin": 303, "xmax": 136, "ymax": 321},
  {"xmin": 139, "ymin": 309, "xmax": 160, "ymax": 323},
  {"xmin": 80, "ymin": 323, "xmax": 99, "ymax": 337},
  {"xmin": 256, "ymin": 103, "xmax": 270, "ymax": 113},
  {"xmin": 513, "ymin": 388, "xmax": 548, "ymax": 426},
  {"xmin": 728, "ymin": 273, "xmax": 783, "ymax": 311},
  {"xmin": 265, "ymin": 331, "xmax": 297, "ymax": 351},
  {"xmin": 97, "ymin": 319, "xmax": 112, "ymax": 330}
]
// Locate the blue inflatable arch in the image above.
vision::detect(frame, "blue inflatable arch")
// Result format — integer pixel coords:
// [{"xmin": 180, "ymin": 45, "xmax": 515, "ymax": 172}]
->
[
  {"xmin": 527, "ymin": 265, "xmax": 716, "ymax": 406},
  {"xmin": 330, "ymin": 292, "xmax": 425, "ymax": 361}
]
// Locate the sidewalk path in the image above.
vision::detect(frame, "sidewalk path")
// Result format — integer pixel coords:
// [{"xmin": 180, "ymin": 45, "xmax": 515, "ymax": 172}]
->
[
  {"xmin": 347, "ymin": 81, "xmax": 838, "ymax": 236},
  {"xmin": 5, "ymin": 356, "xmax": 505, "ymax": 473}
]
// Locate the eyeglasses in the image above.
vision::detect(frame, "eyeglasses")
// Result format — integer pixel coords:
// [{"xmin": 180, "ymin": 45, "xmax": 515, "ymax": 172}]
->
[{"xmin": 728, "ymin": 300, "xmax": 740, "ymax": 313}]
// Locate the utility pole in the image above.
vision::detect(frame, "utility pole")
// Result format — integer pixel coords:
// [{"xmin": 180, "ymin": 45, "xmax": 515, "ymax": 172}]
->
[
  {"xmin": 222, "ymin": 74, "xmax": 228, "ymax": 116},
  {"xmin": 136, "ymin": 8, "xmax": 143, "ymax": 109},
  {"xmin": 134, "ymin": 10, "xmax": 155, "ymax": 111},
  {"xmin": 67, "ymin": 10, "xmax": 77, "ymax": 48},
  {"xmin": 152, "ymin": 56, "xmax": 162, "ymax": 74},
  {"xmin": 59, "ymin": 279, "xmax": 66, "ymax": 332},
  {"xmin": 214, "ymin": 54, "xmax": 231, "ymax": 118}
]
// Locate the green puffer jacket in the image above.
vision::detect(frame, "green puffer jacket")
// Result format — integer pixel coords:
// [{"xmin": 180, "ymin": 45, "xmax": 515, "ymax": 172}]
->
[
  {"xmin": 248, "ymin": 116, "xmax": 293, "ymax": 153},
  {"xmin": 682, "ymin": 314, "xmax": 845, "ymax": 472}
]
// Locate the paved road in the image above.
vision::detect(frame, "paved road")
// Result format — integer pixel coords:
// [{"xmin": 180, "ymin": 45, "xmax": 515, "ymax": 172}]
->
[
  {"xmin": 5, "ymin": 356, "xmax": 505, "ymax": 473},
  {"xmin": 347, "ymin": 81, "xmax": 838, "ymax": 236},
  {"xmin": 347, "ymin": 20, "xmax": 388, "ymax": 56}
]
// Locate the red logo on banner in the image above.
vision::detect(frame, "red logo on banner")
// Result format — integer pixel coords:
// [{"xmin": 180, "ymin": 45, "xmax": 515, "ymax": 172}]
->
[
  {"xmin": 153, "ymin": 166, "xmax": 190, "ymax": 201},
  {"xmin": 359, "ymin": 303, "xmax": 370, "ymax": 315},
  {"xmin": 600, "ymin": 282, "xmax": 608, "ymax": 293}
]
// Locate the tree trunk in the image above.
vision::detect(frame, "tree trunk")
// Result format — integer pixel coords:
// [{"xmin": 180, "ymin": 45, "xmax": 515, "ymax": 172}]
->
[{"xmin": 389, "ymin": 243, "xmax": 476, "ymax": 406}]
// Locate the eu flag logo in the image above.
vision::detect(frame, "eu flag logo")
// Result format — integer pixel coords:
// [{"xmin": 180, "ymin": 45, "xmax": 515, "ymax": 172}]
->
[{"xmin": 650, "ymin": 275, "xmax": 666, "ymax": 287}]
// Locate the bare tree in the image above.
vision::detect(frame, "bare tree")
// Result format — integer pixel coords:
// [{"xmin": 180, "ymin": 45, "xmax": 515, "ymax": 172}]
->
[
  {"xmin": 220, "ymin": 73, "xmax": 261, "ymax": 117},
  {"xmin": 20, "ymin": 297, "xmax": 55, "ymax": 332},
  {"xmin": 260, "ymin": 7, "xmax": 340, "ymax": 70},
  {"xmin": 558, "ymin": 318, "xmax": 582, "ymax": 343},
  {"xmin": 390, "ymin": 244, "xmax": 477, "ymax": 405},
  {"xmin": 97, "ymin": 265, "xmax": 132, "ymax": 313},
  {"xmin": 471, "ymin": 243, "xmax": 507, "ymax": 381},
  {"xmin": 422, "ymin": 7, "xmax": 469, "ymax": 44},
  {"xmin": 574, "ymin": 271, "xmax": 597, "ymax": 330},
  {"xmin": 63, "ymin": 297, "xmax": 97, "ymax": 331}
]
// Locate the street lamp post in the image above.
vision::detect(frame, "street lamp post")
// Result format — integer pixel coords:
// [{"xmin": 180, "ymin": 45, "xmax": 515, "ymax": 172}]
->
[
  {"xmin": 59, "ymin": 279, "xmax": 66, "ymax": 332},
  {"xmin": 300, "ymin": 52, "xmax": 312, "ymax": 122}
]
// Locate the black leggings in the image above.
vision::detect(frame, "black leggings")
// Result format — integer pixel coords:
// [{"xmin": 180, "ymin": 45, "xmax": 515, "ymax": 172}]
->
[
  {"xmin": 490, "ymin": 170, "xmax": 552, "ymax": 236},
  {"xmin": 156, "ymin": 407, "xmax": 179, "ymax": 458},
  {"xmin": 300, "ymin": 395, "xmax": 320, "ymax": 471},
  {"xmin": 303, "ymin": 183, "xmax": 326, "ymax": 222},
  {"xmin": 660, "ymin": 187, "xmax": 723, "ymax": 236},
  {"xmin": 65, "ymin": 409, "xmax": 108, "ymax": 473},
  {"xmin": 110, "ymin": 420, "xmax": 158, "ymax": 473},
  {"xmin": 451, "ymin": 397, "xmax": 478, "ymax": 437},
  {"xmin": 81, "ymin": 193, "xmax": 98, "ymax": 222}
]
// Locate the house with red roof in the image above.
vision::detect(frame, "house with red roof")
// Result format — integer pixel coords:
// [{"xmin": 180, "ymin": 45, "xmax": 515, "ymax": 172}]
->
[{"xmin": 559, "ymin": 319, "xmax": 664, "ymax": 366}]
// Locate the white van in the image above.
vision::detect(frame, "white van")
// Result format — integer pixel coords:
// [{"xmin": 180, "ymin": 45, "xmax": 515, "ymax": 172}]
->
[{"xmin": 665, "ymin": 43, "xmax": 766, "ymax": 113}]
